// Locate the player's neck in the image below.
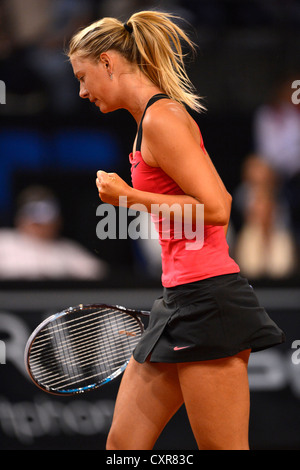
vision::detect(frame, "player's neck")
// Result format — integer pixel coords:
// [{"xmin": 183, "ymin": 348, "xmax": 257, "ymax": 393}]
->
[{"xmin": 117, "ymin": 71, "xmax": 163, "ymax": 124}]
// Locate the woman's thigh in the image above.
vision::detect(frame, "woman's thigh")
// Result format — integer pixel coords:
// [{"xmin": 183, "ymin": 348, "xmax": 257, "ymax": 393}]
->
[
  {"xmin": 178, "ymin": 349, "xmax": 251, "ymax": 450},
  {"xmin": 106, "ymin": 356, "xmax": 184, "ymax": 450}
]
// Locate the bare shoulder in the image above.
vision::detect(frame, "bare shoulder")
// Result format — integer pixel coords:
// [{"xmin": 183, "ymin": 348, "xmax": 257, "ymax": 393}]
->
[
  {"xmin": 143, "ymin": 98, "xmax": 193, "ymax": 133},
  {"xmin": 141, "ymin": 99, "xmax": 201, "ymax": 162}
]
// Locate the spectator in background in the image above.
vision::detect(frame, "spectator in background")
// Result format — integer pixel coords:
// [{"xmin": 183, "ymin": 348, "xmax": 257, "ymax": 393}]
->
[
  {"xmin": 0, "ymin": 185, "xmax": 108, "ymax": 280},
  {"xmin": 253, "ymin": 76, "xmax": 300, "ymax": 252},
  {"xmin": 235, "ymin": 186, "xmax": 297, "ymax": 279},
  {"xmin": 233, "ymin": 154, "xmax": 290, "ymax": 229},
  {"xmin": 253, "ymin": 77, "xmax": 300, "ymax": 180},
  {"xmin": 234, "ymin": 156, "xmax": 297, "ymax": 279},
  {"xmin": 234, "ymin": 154, "xmax": 279, "ymax": 220}
]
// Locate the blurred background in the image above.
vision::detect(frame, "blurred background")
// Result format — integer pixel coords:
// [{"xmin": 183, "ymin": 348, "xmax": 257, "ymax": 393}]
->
[{"xmin": 0, "ymin": 0, "xmax": 300, "ymax": 451}]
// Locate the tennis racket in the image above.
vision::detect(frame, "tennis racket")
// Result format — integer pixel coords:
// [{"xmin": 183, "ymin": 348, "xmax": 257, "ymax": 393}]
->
[{"xmin": 24, "ymin": 303, "xmax": 150, "ymax": 396}]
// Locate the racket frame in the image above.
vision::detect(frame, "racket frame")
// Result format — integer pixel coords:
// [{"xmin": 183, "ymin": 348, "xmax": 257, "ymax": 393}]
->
[{"xmin": 24, "ymin": 303, "xmax": 149, "ymax": 396}]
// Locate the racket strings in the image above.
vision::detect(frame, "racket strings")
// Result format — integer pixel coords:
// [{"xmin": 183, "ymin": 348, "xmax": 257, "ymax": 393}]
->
[
  {"xmin": 32, "ymin": 310, "xmax": 138, "ymax": 367},
  {"xmin": 32, "ymin": 308, "xmax": 114, "ymax": 346},
  {"xmin": 41, "ymin": 342, "xmax": 134, "ymax": 390},
  {"xmin": 28, "ymin": 308, "xmax": 143, "ymax": 392},
  {"xmin": 31, "ymin": 330, "xmax": 138, "ymax": 391},
  {"xmin": 30, "ymin": 312, "xmax": 139, "ymax": 363},
  {"xmin": 29, "ymin": 325, "xmax": 140, "ymax": 381},
  {"xmin": 30, "ymin": 314, "xmax": 141, "ymax": 376}
]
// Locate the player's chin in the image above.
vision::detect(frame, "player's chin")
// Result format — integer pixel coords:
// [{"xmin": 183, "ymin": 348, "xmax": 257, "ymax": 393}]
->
[{"xmin": 96, "ymin": 100, "xmax": 116, "ymax": 114}]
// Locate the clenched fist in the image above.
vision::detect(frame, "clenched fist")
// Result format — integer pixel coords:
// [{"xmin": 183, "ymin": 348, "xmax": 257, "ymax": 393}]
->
[{"xmin": 96, "ymin": 170, "xmax": 131, "ymax": 206}]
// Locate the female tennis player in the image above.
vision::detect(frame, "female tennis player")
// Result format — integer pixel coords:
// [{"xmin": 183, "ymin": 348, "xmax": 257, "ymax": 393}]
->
[{"xmin": 68, "ymin": 11, "xmax": 285, "ymax": 450}]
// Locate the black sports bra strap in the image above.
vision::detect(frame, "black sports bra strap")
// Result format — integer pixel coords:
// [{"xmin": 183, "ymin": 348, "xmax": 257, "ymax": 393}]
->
[{"xmin": 136, "ymin": 94, "xmax": 169, "ymax": 152}]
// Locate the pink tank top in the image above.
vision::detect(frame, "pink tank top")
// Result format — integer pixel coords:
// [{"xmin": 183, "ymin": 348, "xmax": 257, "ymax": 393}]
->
[{"xmin": 129, "ymin": 94, "xmax": 240, "ymax": 287}]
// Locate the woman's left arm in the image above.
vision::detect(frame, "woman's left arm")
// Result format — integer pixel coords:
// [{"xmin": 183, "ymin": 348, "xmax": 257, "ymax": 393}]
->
[{"xmin": 145, "ymin": 105, "xmax": 232, "ymax": 225}]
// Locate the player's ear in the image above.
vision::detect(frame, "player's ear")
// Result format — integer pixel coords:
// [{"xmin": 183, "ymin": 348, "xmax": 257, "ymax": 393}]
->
[
  {"xmin": 99, "ymin": 52, "xmax": 114, "ymax": 79},
  {"xmin": 99, "ymin": 52, "xmax": 111, "ymax": 68}
]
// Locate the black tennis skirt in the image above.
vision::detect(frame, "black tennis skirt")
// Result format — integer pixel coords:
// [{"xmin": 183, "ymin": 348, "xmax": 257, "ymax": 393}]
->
[{"xmin": 133, "ymin": 273, "xmax": 285, "ymax": 363}]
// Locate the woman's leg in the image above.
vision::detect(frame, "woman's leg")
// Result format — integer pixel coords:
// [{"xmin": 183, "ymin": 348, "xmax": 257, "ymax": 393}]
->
[
  {"xmin": 177, "ymin": 349, "xmax": 251, "ymax": 450},
  {"xmin": 106, "ymin": 356, "xmax": 184, "ymax": 450}
]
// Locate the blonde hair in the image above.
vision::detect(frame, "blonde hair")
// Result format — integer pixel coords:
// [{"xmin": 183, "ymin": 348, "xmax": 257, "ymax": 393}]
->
[{"xmin": 68, "ymin": 11, "xmax": 205, "ymax": 112}]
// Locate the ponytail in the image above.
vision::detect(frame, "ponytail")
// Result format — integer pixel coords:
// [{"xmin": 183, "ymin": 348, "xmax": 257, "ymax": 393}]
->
[{"xmin": 68, "ymin": 11, "xmax": 205, "ymax": 113}]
